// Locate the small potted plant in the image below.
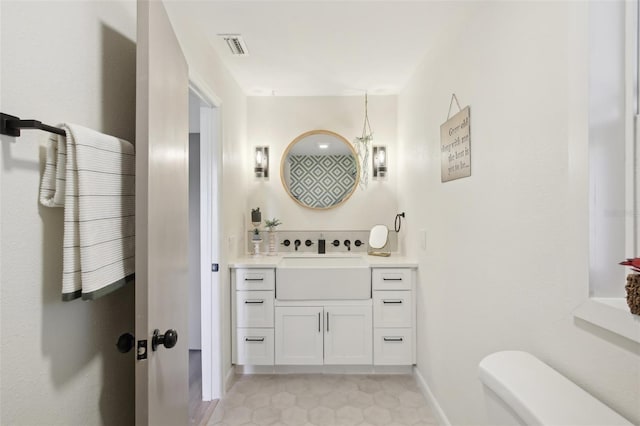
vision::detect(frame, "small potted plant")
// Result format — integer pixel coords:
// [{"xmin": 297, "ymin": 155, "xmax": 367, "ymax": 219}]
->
[
  {"xmin": 250, "ymin": 207, "xmax": 263, "ymax": 255},
  {"xmin": 264, "ymin": 218, "xmax": 282, "ymax": 255},
  {"xmin": 265, "ymin": 218, "xmax": 282, "ymax": 232},
  {"xmin": 250, "ymin": 228, "xmax": 262, "ymax": 256},
  {"xmin": 251, "ymin": 207, "xmax": 262, "ymax": 225},
  {"xmin": 619, "ymin": 258, "xmax": 640, "ymax": 315}
]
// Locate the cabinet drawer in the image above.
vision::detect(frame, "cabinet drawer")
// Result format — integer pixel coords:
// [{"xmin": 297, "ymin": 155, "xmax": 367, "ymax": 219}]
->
[
  {"xmin": 236, "ymin": 328, "xmax": 274, "ymax": 365},
  {"xmin": 236, "ymin": 291, "xmax": 274, "ymax": 328},
  {"xmin": 235, "ymin": 268, "xmax": 275, "ymax": 290},
  {"xmin": 373, "ymin": 290, "xmax": 412, "ymax": 328},
  {"xmin": 372, "ymin": 268, "xmax": 412, "ymax": 290},
  {"xmin": 374, "ymin": 328, "xmax": 413, "ymax": 366}
]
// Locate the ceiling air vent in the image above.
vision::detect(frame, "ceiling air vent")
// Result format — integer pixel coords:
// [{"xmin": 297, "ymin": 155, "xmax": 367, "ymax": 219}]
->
[{"xmin": 219, "ymin": 34, "xmax": 249, "ymax": 56}]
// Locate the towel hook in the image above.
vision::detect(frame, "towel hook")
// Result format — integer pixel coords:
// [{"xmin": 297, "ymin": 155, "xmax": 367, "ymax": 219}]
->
[{"xmin": 395, "ymin": 212, "xmax": 405, "ymax": 233}]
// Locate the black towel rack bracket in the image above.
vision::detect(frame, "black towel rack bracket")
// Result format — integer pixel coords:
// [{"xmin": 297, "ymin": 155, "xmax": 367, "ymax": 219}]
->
[{"xmin": 1, "ymin": 112, "xmax": 66, "ymax": 137}]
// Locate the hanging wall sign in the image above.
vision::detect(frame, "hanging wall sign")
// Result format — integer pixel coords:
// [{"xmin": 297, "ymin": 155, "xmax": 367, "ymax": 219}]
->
[{"xmin": 440, "ymin": 99, "xmax": 471, "ymax": 182}]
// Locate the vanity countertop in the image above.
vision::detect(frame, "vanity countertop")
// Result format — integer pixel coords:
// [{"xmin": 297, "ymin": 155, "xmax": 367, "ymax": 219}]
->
[{"xmin": 229, "ymin": 254, "xmax": 418, "ymax": 269}]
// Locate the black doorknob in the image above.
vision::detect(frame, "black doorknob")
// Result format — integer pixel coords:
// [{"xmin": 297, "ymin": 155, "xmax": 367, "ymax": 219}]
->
[
  {"xmin": 116, "ymin": 332, "xmax": 135, "ymax": 353},
  {"xmin": 152, "ymin": 329, "xmax": 178, "ymax": 351}
]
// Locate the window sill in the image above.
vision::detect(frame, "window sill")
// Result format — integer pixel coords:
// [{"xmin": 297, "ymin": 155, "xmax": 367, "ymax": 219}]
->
[{"xmin": 573, "ymin": 298, "xmax": 640, "ymax": 343}]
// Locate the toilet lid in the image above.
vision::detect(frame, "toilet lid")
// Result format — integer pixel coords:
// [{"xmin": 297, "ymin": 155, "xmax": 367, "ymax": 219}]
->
[{"xmin": 478, "ymin": 351, "xmax": 632, "ymax": 426}]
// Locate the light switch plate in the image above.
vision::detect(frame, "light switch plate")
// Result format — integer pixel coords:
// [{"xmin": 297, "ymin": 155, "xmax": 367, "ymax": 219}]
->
[{"xmin": 420, "ymin": 229, "xmax": 427, "ymax": 250}]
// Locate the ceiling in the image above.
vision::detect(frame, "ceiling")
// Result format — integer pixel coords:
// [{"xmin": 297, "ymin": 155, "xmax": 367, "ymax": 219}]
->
[{"xmin": 167, "ymin": 1, "xmax": 476, "ymax": 97}]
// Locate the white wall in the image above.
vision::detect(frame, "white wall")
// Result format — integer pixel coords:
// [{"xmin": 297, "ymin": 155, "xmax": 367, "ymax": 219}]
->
[
  {"xmin": 165, "ymin": 5, "xmax": 248, "ymax": 386},
  {"xmin": 398, "ymin": 1, "xmax": 640, "ymax": 424},
  {"xmin": 247, "ymin": 96, "xmax": 398, "ymax": 239},
  {"xmin": 0, "ymin": 1, "xmax": 136, "ymax": 424}
]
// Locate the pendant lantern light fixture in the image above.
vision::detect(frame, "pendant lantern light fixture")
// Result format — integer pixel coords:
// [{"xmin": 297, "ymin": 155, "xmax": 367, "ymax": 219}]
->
[{"xmin": 354, "ymin": 93, "xmax": 373, "ymax": 189}]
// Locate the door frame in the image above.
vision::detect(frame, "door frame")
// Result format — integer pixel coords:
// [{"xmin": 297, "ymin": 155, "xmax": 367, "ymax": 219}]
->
[{"xmin": 189, "ymin": 80, "xmax": 223, "ymax": 400}]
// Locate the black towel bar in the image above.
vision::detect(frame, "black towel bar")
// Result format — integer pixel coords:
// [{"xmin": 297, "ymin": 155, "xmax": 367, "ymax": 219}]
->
[{"xmin": 1, "ymin": 112, "xmax": 66, "ymax": 137}]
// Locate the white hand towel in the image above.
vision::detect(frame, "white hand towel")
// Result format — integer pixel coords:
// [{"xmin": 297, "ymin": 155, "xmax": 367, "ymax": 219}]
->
[{"xmin": 40, "ymin": 124, "xmax": 135, "ymax": 300}]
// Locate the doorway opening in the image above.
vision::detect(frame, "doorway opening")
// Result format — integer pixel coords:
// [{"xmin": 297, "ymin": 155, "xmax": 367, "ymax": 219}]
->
[{"xmin": 188, "ymin": 86, "xmax": 222, "ymax": 425}]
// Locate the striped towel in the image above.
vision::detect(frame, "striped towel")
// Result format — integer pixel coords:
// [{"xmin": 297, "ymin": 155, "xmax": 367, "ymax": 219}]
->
[{"xmin": 40, "ymin": 124, "xmax": 135, "ymax": 301}]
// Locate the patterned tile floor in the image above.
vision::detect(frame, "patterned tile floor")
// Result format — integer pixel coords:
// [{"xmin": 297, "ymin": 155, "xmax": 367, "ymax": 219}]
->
[{"xmin": 207, "ymin": 374, "xmax": 438, "ymax": 426}]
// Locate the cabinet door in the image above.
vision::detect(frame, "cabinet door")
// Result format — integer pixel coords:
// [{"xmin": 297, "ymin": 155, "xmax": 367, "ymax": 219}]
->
[
  {"xmin": 275, "ymin": 306, "xmax": 323, "ymax": 365},
  {"xmin": 324, "ymin": 306, "xmax": 372, "ymax": 365}
]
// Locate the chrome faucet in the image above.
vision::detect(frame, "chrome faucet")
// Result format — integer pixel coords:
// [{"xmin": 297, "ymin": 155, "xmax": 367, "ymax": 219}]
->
[{"xmin": 294, "ymin": 239, "xmax": 301, "ymax": 251}]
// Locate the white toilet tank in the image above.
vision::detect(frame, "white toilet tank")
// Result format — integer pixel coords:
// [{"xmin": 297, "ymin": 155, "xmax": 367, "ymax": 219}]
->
[{"xmin": 478, "ymin": 351, "xmax": 632, "ymax": 426}]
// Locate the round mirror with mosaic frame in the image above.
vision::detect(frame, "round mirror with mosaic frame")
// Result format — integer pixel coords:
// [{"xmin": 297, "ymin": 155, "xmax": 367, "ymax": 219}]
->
[{"xmin": 280, "ymin": 130, "xmax": 360, "ymax": 210}]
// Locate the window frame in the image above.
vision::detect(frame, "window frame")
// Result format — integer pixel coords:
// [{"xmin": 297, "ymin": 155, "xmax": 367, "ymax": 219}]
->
[{"xmin": 574, "ymin": 0, "xmax": 640, "ymax": 343}]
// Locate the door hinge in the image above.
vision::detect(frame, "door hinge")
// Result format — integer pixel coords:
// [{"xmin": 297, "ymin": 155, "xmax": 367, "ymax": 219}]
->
[
  {"xmin": 211, "ymin": 263, "xmax": 219, "ymax": 272},
  {"xmin": 137, "ymin": 340, "xmax": 147, "ymax": 360}
]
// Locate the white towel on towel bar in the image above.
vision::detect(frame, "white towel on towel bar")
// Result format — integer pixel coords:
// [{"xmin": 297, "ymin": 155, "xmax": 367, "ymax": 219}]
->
[{"xmin": 40, "ymin": 124, "xmax": 135, "ymax": 301}]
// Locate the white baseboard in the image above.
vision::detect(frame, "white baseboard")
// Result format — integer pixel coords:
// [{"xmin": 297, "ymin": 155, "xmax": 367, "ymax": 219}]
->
[
  {"xmin": 233, "ymin": 364, "xmax": 414, "ymax": 375},
  {"xmin": 413, "ymin": 367, "xmax": 451, "ymax": 426}
]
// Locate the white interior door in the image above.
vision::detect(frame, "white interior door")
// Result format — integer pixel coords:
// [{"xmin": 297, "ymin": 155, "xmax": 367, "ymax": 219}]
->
[{"xmin": 135, "ymin": 1, "xmax": 190, "ymax": 424}]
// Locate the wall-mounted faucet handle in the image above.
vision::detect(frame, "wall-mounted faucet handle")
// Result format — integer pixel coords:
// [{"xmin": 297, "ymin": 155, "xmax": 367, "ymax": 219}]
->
[
  {"xmin": 305, "ymin": 239, "xmax": 314, "ymax": 247},
  {"xmin": 294, "ymin": 239, "xmax": 301, "ymax": 251},
  {"xmin": 332, "ymin": 240, "xmax": 340, "ymax": 247},
  {"xmin": 344, "ymin": 240, "xmax": 351, "ymax": 251},
  {"xmin": 354, "ymin": 240, "xmax": 363, "ymax": 247},
  {"xmin": 281, "ymin": 239, "xmax": 291, "ymax": 247}
]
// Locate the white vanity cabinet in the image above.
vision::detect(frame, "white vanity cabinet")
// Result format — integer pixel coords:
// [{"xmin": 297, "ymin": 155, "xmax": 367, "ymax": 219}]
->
[
  {"xmin": 232, "ymin": 268, "xmax": 275, "ymax": 365},
  {"xmin": 274, "ymin": 305, "xmax": 372, "ymax": 365},
  {"xmin": 372, "ymin": 268, "xmax": 416, "ymax": 365},
  {"xmin": 231, "ymin": 262, "xmax": 416, "ymax": 369}
]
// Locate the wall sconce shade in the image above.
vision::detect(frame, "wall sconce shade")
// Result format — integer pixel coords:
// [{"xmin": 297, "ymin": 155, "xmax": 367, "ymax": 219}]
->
[
  {"xmin": 373, "ymin": 146, "xmax": 387, "ymax": 178},
  {"xmin": 254, "ymin": 146, "xmax": 269, "ymax": 178}
]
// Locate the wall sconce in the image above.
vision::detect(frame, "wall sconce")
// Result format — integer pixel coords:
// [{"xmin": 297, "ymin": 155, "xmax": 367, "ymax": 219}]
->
[
  {"xmin": 254, "ymin": 146, "xmax": 269, "ymax": 178},
  {"xmin": 373, "ymin": 146, "xmax": 387, "ymax": 178}
]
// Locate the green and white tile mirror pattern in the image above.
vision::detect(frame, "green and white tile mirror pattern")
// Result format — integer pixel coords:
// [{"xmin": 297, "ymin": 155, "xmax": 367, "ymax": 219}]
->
[{"xmin": 280, "ymin": 130, "xmax": 360, "ymax": 210}]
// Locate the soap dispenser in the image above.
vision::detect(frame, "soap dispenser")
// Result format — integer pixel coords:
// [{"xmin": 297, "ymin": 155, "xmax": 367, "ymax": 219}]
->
[{"xmin": 318, "ymin": 234, "xmax": 326, "ymax": 254}]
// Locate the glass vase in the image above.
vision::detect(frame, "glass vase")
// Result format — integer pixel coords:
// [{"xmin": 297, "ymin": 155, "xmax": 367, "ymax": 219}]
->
[{"xmin": 267, "ymin": 231, "xmax": 278, "ymax": 256}]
